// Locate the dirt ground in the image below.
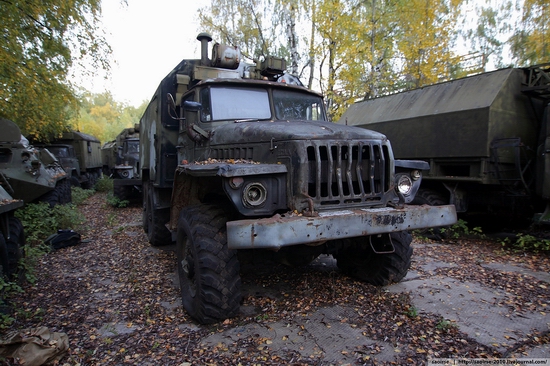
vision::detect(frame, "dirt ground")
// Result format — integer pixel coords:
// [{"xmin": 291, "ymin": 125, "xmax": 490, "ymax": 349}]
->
[{"xmin": 2, "ymin": 192, "xmax": 550, "ymax": 365}]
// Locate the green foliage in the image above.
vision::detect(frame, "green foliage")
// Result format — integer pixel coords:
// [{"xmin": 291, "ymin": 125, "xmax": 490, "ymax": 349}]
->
[
  {"xmin": 436, "ymin": 317, "xmax": 457, "ymax": 331},
  {"xmin": 0, "ymin": 312, "xmax": 16, "ymax": 329},
  {"xmin": 20, "ymin": 243, "xmax": 52, "ymax": 284},
  {"xmin": 200, "ymin": 0, "xmax": 544, "ymax": 121},
  {"xmin": 406, "ymin": 306, "xmax": 419, "ymax": 319},
  {"xmin": 15, "ymin": 202, "xmax": 86, "ymax": 245},
  {"xmin": 445, "ymin": 219, "xmax": 484, "ymax": 239},
  {"xmin": 414, "ymin": 219, "xmax": 484, "ymax": 241},
  {"xmin": 0, "ymin": 0, "xmax": 112, "ymax": 142},
  {"xmin": 71, "ymin": 186, "xmax": 96, "ymax": 205},
  {"xmin": 200, "ymin": 0, "xmax": 465, "ymax": 120},
  {"xmin": 95, "ymin": 176, "xmax": 114, "ymax": 192},
  {"xmin": 106, "ymin": 192, "xmax": 130, "ymax": 208},
  {"xmin": 501, "ymin": 233, "xmax": 550, "ymax": 253},
  {"xmin": 70, "ymin": 91, "xmax": 147, "ymax": 144}
]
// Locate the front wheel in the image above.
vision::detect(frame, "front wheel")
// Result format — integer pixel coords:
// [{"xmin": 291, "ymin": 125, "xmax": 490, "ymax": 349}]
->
[
  {"xmin": 334, "ymin": 231, "xmax": 413, "ymax": 286},
  {"xmin": 176, "ymin": 204, "xmax": 241, "ymax": 324}
]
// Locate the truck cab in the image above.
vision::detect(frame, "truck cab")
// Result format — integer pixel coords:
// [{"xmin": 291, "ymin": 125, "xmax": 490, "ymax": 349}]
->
[{"xmin": 140, "ymin": 33, "xmax": 457, "ymax": 324}]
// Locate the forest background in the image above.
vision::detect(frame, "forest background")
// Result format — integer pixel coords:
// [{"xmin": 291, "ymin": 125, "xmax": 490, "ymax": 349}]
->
[{"xmin": 1, "ymin": 0, "xmax": 548, "ymax": 144}]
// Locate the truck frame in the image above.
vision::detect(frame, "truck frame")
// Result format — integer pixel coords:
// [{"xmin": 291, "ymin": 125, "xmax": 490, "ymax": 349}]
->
[{"xmin": 140, "ymin": 33, "xmax": 457, "ymax": 324}]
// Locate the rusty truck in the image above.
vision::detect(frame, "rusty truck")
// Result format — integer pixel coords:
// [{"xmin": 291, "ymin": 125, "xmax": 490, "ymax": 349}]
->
[
  {"xmin": 339, "ymin": 64, "xmax": 550, "ymax": 224},
  {"xmin": 140, "ymin": 32, "xmax": 457, "ymax": 324}
]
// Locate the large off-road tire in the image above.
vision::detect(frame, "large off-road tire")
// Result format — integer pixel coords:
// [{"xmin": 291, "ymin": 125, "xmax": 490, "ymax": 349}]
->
[
  {"xmin": 0, "ymin": 233, "xmax": 8, "ymax": 279},
  {"xmin": 411, "ymin": 188, "xmax": 447, "ymax": 206},
  {"xmin": 60, "ymin": 178, "xmax": 72, "ymax": 204},
  {"xmin": 6, "ymin": 217, "xmax": 24, "ymax": 280},
  {"xmin": 176, "ymin": 204, "xmax": 241, "ymax": 324},
  {"xmin": 334, "ymin": 231, "xmax": 413, "ymax": 286},
  {"xmin": 40, "ymin": 179, "xmax": 71, "ymax": 207},
  {"xmin": 70, "ymin": 176, "xmax": 81, "ymax": 188},
  {"xmin": 113, "ymin": 185, "xmax": 130, "ymax": 201},
  {"xmin": 143, "ymin": 182, "xmax": 171, "ymax": 246},
  {"xmin": 411, "ymin": 188, "xmax": 450, "ymax": 239}
]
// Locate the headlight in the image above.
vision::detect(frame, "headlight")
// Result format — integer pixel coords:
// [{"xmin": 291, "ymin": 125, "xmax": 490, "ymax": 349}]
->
[
  {"xmin": 397, "ymin": 175, "xmax": 413, "ymax": 195},
  {"xmin": 242, "ymin": 182, "xmax": 267, "ymax": 208},
  {"xmin": 120, "ymin": 170, "xmax": 130, "ymax": 178}
]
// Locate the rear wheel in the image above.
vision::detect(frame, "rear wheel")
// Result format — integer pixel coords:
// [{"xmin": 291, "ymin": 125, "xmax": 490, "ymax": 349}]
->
[
  {"xmin": 6, "ymin": 217, "xmax": 24, "ymax": 280},
  {"xmin": 39, "ymin": 179, "xmax": 71, "ymax": 207},
  {"xmin": 411, "ymin": 188, "xmax": 447, "ymax": 206},
  {"xmin": 334, "ymin": 231, "xmax": 413, "ymax": 286},
  {"xmin": 176, "ymin": 204, "xmax": 241, "ymax": 324},
  {"xmin": 113, "ymin": 185, "xmax": 130, "ymax": 201},
  {"xmin": 0, "ymin": 233, "xmax": 8, "ymax": 279}
]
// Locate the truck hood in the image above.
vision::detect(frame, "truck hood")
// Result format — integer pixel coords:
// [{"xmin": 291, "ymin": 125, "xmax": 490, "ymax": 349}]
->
[{"xmin": 210, "ymin": 120, "xmax": 387, "ymax": 145}]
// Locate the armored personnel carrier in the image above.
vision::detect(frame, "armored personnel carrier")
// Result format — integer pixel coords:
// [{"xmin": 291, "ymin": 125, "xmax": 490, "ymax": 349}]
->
[{"xmin": 0, "ymin": 118, "xmax": 70, "ymax": 206}]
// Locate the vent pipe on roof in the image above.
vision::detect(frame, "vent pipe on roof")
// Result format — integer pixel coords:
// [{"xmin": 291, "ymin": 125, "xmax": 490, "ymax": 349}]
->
[{"xmin": 197, "ymin": 32, "xmax": 213, "ymax": 66}]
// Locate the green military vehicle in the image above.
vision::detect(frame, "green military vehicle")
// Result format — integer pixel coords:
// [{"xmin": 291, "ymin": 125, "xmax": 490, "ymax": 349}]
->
[
  {"xmin": 339, "ymin": 64, "xmax": 550, "ymax": 223},
  {"xmin": 140, "ymin": 33, "xmax": 457, "ymax": 324},
  {"xmin": 0, "ymin": 186, "xmax": 24, "ymax": 280},
  {"xmin": 101, "ymin": 125, "xmax": 141, "ymax": 200},
  {"xmin": 0, "ymin": 118, "xmax": 70, "ymax": 207},
  {"xmin": 36, "ymin": 131, "xmax": 103, "ymax": 189}
]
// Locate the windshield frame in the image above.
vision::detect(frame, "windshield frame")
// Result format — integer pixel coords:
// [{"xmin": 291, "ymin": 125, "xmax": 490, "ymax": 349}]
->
[{"xmin": 197, "ymin": 83, "xmax": 327, "ymax": 124}]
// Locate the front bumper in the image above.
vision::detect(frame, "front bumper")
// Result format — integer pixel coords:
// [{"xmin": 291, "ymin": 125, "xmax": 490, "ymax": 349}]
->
[{"xmin": 226, "ymin": 204, "xmax": 457, "ymax": 249}]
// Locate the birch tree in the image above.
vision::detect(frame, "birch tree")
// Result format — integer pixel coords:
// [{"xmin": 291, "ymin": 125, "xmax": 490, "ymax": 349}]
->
[{"xmin": 1, "ymin": 0, "xmax": 112, "ymax": 141}]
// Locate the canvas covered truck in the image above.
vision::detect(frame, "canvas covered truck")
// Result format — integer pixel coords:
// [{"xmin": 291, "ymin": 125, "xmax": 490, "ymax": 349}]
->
[
  {"xmin": 35, "ymin": 131, "xmax": 103, "ymax": 189},
  {"xmin": 101, "ymin": 125, "xmax": 141, "ymax": 200},
  {"xmin": 0, "ymin": 118, "xmax": 70, "ymax": 207},
  {"xmin": 140, "ymin": 32, "xmax": 457, "ymax": 324},
  {"xmin": 338, "ymin": 64, "xmax": 550, "ymax": 224}
]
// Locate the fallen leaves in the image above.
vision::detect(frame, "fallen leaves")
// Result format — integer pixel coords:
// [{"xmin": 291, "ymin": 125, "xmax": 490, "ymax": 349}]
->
[{"xmin": 0, "ymin": 192, "xmax": 548, "ymax": 365}]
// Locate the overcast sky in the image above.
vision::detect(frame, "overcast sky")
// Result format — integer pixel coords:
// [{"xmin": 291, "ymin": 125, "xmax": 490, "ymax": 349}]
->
[{"xmin": 81, "ymin": 0, "xmax": 209, "ymax": 107}]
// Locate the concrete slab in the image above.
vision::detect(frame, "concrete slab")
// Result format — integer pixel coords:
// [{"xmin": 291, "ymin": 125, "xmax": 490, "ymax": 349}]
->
[
  {"xmin": 200, "ymin": 305, "xmax": 398, "ymax": 364},
  {"xmin": 387, "ymin": 276, "xmax": 550, "ymax": 352}
]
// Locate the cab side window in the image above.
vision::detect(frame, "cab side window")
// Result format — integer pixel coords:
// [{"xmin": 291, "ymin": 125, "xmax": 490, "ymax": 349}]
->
[{"xmin": 200, "ymin": 88, "xmax": 212, "ymax": 122}]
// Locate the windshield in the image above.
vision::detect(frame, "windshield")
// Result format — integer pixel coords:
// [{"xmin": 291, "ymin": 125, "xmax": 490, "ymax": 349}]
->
[
  {"xmin": 45, "ymin": 146, "xmax": 70, "ymax": 158},
  {"xmin": 200, "ymin": 86, "xmax": 326, "ymax": 122},
  {"xmin": 201, "ymin": 87, "xmax": 271, "ymax": 121},
  {"xmin": 273, "ymin": 89, "xmax": 326, "ymax": 121},
  {"xmin": 124, "ymin": 140, "xmax": 139, "ymax": 154}
]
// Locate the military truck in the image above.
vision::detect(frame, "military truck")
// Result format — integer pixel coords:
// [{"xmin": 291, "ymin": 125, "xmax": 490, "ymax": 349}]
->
[
  {"xmin": 101, "ymin": 125, "xmax": 141, "ymax": 199},
  {"xmin": 339, "ymin": 64, "xmax": 550, "ymax": 224},
  {"xmin": 35, "ymin": 131, "xmax": 102, "ymax": 189},
  {"xmin": 140, "ymin": 32, "xmax": 457, "ymax": 324},
  {"xmin": 0, "ymin": 118, "xmax": 70, "ymax": 207},
  {"xmin": 0, "ymin": 186, "xmax": 24, "ymax": 280}
]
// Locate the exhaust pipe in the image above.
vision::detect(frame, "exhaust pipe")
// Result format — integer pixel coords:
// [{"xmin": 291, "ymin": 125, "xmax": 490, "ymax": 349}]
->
[{"xmin": 196, "ymin": 32, "xmax": 212, "ymax": 66}]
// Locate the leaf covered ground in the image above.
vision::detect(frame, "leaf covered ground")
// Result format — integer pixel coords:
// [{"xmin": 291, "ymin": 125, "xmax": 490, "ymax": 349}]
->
[{"xmin": 3, "ymin": 192, "xmax": 550, "ymax": 365}]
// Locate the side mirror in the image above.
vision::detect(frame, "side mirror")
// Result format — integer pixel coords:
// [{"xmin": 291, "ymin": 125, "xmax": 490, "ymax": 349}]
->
[{"xmin": 183, "ymin": 101, "xmax": 202, "ymax": 112}]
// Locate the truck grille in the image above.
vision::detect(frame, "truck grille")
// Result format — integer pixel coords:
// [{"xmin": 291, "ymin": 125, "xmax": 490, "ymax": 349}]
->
[{"xmin": 306, "ymin": 141, "xmax": 391, "ymax": 206}]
